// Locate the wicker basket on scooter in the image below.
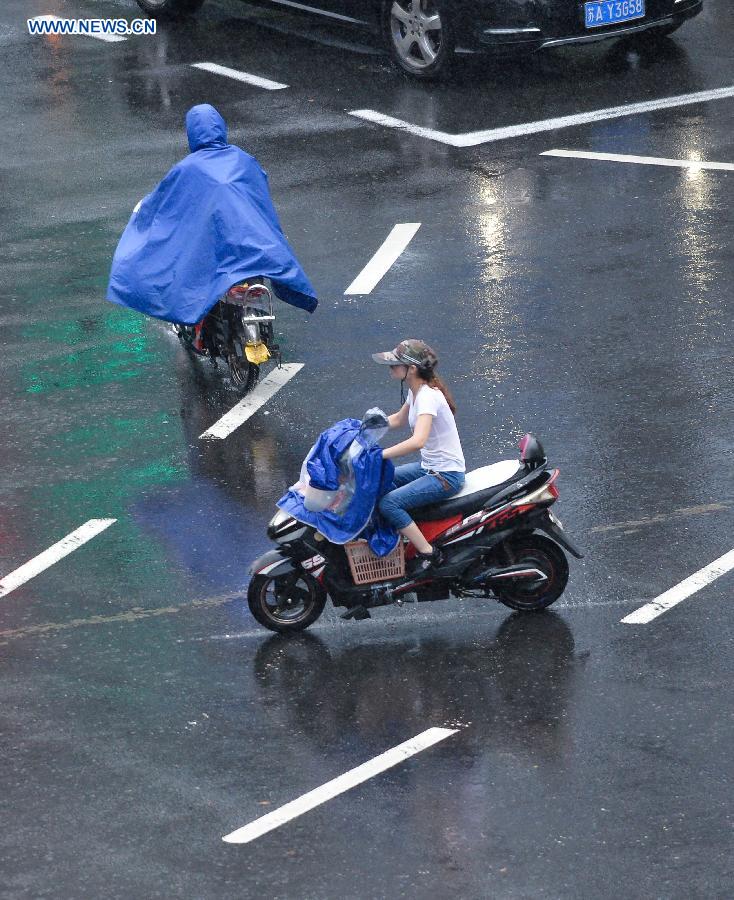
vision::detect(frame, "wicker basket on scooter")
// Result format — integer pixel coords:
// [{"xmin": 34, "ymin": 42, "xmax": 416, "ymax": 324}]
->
[{"xmin": 344, "ymin": 539, "xmax": 405, "ymax": 585}]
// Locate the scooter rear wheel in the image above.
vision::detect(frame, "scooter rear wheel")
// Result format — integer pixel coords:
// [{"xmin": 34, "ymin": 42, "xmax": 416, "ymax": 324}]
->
[
  {"xmin": 228, "ymin": 352, "xmax": 260, "ymax": 393},
  {"xmin": 248, "ymin": 572, "xmax": 327, "ymax": 633},
  {"xmin": 493, "ymin": 534, "xmax": 569, "ymax": 612}
]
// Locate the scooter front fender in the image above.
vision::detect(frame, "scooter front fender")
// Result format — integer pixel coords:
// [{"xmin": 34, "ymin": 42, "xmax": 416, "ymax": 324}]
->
[{"xmin": 249, "ymin": 549, "xmax": 299, "ymax": 578}]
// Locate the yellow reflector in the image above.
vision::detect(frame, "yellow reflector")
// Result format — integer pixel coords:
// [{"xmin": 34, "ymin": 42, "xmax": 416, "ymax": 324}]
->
[{"xmin": 245, "ymin": 342, "xmax": 271, "ymax": 365}]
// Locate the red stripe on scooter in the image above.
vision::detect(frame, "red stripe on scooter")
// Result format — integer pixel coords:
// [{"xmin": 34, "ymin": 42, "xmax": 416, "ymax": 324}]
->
[{"xmin": 407, "ymin": 515, "xmax": 463, "ymax": 559}]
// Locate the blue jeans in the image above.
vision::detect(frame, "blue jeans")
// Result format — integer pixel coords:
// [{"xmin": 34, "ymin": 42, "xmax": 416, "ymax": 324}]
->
[{"xmin": 378, "ymin": 463, "xmax": 465, "ymax": 530}]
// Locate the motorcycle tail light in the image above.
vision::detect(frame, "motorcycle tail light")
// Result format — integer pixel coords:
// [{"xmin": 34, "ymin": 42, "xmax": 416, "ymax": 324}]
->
[{"xmin": 512, "ymin": 469, "xmax": 559, "ymax": 506}]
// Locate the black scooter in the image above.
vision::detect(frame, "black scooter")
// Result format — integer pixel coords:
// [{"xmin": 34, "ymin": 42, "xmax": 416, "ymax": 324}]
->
[
  {"xmin": 247, "ymin": 435, "xmax": 583, "ymax": 633},
  {"xmin": 174, "ymin": 281, "xmax": 279, "ymax": 392}
]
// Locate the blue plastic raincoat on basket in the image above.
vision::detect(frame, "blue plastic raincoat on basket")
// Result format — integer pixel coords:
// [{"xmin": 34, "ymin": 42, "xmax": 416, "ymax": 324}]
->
[
  {"xmin": 106, "ymin": 104, "xmax": 317, "ymax": 324},
  {"xmin": 277, "ymin": 417, "xmax": 398, "ymax": 557}
]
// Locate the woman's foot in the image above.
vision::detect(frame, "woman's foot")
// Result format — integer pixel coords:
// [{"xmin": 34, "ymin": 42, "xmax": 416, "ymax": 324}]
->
[{"xmin": 413, "ymin": 545, "xmax": 445, "ymax": 572}]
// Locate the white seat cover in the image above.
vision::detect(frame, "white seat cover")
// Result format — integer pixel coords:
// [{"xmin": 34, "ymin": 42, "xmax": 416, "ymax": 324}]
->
[{"xmin": 453, "ymin": 460, "xmax": 522, "ymax": 499}]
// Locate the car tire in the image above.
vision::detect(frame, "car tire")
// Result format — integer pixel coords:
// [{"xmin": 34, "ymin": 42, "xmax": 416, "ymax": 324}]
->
[
  {"xmin": 136, "ymin": 0, "xmax": 206, "ymax": 19},
  {"xmin": 382, "ymin": 0, "xmax": 454, "ymax": 80}
]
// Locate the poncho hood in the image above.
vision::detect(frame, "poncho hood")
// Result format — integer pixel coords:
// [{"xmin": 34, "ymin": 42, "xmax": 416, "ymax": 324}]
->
[{"xmin": 186, "ymin": 104, "xmax": 227, "ymax": 151}]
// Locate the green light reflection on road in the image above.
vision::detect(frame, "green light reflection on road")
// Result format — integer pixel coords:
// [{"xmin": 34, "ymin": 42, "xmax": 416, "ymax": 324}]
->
[
  {"xmin": 21, "ymin": 305, "xmax": 193, "ymax": 601},
  {"xmin": 23, "ymin": 312, "xmax": 159, "ymax": 395}
]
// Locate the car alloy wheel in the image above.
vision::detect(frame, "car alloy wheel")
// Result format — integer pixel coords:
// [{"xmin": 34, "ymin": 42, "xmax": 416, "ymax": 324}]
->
[
  {"xmin": 387, "ymin": 0, "xmax": 451, "ymax": 78},
  {"xmin": 135, "ymin": 0, "xmax": 206, "ymax": 18}
]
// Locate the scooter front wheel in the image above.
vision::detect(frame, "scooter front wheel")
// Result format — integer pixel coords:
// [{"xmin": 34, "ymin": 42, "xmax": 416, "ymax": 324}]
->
[
  {"xmin": 248, "ymin": 571, "xmax": 327, "ymax": 633},
  {"xmin": 493, "ymin": 534, "xmax": 569, "ymax": 612}
]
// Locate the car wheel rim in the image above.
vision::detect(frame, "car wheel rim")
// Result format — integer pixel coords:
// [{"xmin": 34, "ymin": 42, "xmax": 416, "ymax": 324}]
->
[{"xmin": 390, "ymin": 0, "xmax": 443, "ymax": 71}]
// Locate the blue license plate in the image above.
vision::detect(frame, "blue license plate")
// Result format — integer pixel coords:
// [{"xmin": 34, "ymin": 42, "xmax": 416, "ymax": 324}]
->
[{"xmin": 584, "ymin": 0, "xmax": 645, "ymax": 29}]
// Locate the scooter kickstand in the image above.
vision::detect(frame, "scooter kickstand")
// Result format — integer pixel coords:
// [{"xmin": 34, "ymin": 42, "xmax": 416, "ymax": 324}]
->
[{"xmin": 340, "ymin": 606, "xmax": 371, "ymax": 621}]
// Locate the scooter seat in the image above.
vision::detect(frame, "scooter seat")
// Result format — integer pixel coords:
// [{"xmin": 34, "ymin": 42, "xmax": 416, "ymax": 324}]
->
[{"xmin": 407, "ymin": 459, "xmax": 525, "ymax": 522}]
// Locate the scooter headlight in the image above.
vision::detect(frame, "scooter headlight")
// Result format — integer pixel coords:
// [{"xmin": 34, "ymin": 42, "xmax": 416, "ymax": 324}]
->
[{"xmin": 267, "ymin": 509, "xmax": 298, "ymax": 540}]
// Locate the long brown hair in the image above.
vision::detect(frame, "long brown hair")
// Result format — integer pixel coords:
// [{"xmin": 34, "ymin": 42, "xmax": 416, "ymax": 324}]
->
[{"xmin": 417, "ymin": 365, "xmax": 457, "ymax": 416}]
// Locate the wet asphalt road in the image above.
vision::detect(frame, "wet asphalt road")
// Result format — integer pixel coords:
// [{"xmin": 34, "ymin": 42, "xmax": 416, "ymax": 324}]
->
[{"xmin": 1, "ymin": 0, "xmax": 733, "ymax": 896}]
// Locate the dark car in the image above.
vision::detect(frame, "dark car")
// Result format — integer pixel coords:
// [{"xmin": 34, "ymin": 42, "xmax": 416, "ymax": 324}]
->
[{"xmin": 136, "ymin": 0, "xmax": 704, "ymax": 79}]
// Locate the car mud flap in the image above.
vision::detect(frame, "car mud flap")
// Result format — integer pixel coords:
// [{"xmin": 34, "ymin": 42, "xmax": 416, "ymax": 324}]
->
[
  {"xmin": 249, "ymin": 549, "xmax": 299, "ymax": 578},
  {"xmin": 540, "ymin": 518, "xmax": 584, "ymax": 559}
]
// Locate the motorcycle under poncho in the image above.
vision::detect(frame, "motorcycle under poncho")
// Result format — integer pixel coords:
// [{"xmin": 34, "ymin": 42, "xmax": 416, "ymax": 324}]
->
[
  {"xmin": 106, "ymin": 104, "xmax": 318, "ymax": 325},
  {"xmin": 277, "ymin": 418, "xmax": 399, "ymax": 557}
]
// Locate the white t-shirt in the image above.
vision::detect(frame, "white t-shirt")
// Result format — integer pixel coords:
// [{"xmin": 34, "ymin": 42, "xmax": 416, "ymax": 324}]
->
[{"xmin": 408, "ymin": 385, "xmax": 465, "ymax": 473}]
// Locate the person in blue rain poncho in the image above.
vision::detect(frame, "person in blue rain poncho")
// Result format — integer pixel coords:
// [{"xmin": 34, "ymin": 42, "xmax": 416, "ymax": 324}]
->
[{"xmin": 106, "ymin": 104, "xmax": 317, "ymax": 324}]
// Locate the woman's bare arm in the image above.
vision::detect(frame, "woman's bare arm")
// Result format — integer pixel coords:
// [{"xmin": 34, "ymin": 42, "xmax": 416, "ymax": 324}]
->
[
  {"xmin": 382, "ymin": 414, "xmax": 432, "ymax": 461},
  {"xmin": 387, "ymin": 402, "xmax": 409, "ymax": 430}
]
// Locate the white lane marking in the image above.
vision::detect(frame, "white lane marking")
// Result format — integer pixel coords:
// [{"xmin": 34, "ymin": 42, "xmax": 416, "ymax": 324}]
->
[
  {"xmin": 348, "ymin": 110, "xmax": 459, "ymax": 145},
  {"xmin": 223, "ymin": 726, "xmax": 458, "ymax": 844},
  {"xmin": 349, "ymin": 85, "xmax": 734, "ymax": 148},
  {"xmin": 345, "ymin": 223, "xmax": 421, "ymax": 295},
  {"xmin": 190, "ymin": 62, "xmax": 288, "ymax": 91},
  {"xmin": 0, "ymin": 519, "xmax": 117, "ymax": 599},
  {"xmin": 621, "ymin": 548, "xmax": 734, "ymax": 625},
  {"xmin": 199, "ymin": 363, "xmax": 304, "ymax": 440},
  {"xmin": 542, "ymin": 149, "xmax": 734, "ymax": 172},
  {"xmin": 28, "ymin": 15, "xmax": 127, "ymax": 43}
]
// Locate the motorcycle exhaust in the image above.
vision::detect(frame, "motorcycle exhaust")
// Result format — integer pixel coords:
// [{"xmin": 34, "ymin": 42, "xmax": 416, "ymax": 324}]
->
[{"xmin": 475, "ymin": 564, "xmax": 548, "ymax": 584}]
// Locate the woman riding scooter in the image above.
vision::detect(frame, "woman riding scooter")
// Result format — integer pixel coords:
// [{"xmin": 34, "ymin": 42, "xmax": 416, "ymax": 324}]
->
[{"xmin": 373, "ymin": 339, "xmax": 466, "ymax": 569}]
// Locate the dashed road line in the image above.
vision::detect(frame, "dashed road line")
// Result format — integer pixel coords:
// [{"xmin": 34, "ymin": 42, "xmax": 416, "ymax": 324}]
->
[
  {"xmin": 191, "ymin": 62, "xmax": 288, "ymax": 91},
  {"xmin": 345, "ymin": 223, "xmax": 421, "ymax": 295},
  {"xmin": 0, "ymin": 519, "xmax": 116, "ymax": 599},
  {"xmin": 199, "ymin": 363, "xmax": 304, "ymax": 440},
  {"xmin": 349, "ymin": 85, "xmax": 734, "ymax": 147},
  {"xmin": 590, "ymin": 503, "xmax": 730, "ymax": 535},
  {"xmin": 28, "ymin": 15, "xmax": 127, "ymax": 43},
  {"xmin": 621, "ymin": 548, "xmax": 734, "ymax": 625},
  {"xmin": 542, "ymin": 148, "xmax": 734, "ymax": 172},
  {"xmin": 0, "ymin": 595, "xmax": 235, "ymax": 644},
  {"xmin": 222, "ymin": 727, "xmax": 459, "ymax": 844}
]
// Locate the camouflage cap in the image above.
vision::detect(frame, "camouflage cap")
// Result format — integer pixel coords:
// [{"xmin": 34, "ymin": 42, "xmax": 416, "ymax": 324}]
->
[{"xmin": 371, "ymin": 339, "xmax": 438, "ymax": 369}]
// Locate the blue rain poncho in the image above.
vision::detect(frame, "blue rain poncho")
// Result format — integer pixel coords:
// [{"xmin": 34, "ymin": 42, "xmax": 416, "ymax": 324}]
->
[
  {"xmin": 106, "ymin": 104, "xmax": 317, "ymax": 324},
  {"xmin": 277, "ymin": 417, "xmax": 399, "ymax": 557}
]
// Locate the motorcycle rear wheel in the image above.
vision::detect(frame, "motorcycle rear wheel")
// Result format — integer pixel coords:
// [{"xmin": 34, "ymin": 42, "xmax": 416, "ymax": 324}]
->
[
  {"xmin": 493, "ymin": 534, "xmax": 569, "ymax": 612},
  {"xmin": 248, "ymin": 572, "xmax": 327, "ymax": 633},
  {"xmin": 228, "ymin": 352, "xmax": 260, "ymax": 393}
]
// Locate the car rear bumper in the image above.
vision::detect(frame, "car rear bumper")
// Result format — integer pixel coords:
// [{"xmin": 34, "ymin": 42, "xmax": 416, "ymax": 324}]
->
[{"xmin": 471, "ymin": 0, "xmax": 703, "ymax": 54}]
